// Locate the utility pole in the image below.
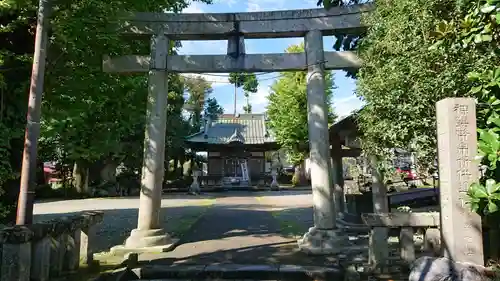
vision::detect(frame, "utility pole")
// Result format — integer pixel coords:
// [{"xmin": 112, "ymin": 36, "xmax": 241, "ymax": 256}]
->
[
  {"xmin": 16, "ymin": 0, "xmax": 51, "ymax": 225},
  {"xmin": 233, "ymin": 84, "xmax": 237, "ymax": 116}
]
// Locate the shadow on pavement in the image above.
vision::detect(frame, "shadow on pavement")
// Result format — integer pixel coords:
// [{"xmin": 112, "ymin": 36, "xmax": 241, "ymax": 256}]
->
[{"xmin": 138, "ymin": 205, "xmax": 350, "ymax": 266}]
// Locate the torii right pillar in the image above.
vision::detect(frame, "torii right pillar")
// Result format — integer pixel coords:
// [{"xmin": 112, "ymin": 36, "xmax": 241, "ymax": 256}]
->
[{"xmin": 298, "ymin": 30, "xmax": 347, "ymax": 254}]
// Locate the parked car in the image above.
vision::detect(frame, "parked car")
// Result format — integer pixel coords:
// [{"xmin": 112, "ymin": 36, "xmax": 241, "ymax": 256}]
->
[
  {"xmin": 282, "ymin": 166, "xmax": 295, "ymax": 176},
  {"xmin": 396, "ymin": 165, "xmax": 418, "ymax": 186}
]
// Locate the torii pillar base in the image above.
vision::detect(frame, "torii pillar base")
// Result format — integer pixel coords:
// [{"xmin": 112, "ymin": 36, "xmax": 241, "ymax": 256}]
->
[{"xmin": 110, "ymin": 229, "xmax": 179, "ymax": 256}]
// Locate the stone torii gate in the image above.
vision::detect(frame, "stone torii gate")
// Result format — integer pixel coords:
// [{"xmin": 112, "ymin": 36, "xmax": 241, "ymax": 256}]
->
[{"xmin": 103, "ymin": 4, "xmax": 371, "ymax": 255}]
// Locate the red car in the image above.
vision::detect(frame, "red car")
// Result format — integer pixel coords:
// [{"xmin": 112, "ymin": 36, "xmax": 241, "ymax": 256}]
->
[
  {"xmin": 396, "ymin": 166, "xmax": 418, "ymax": 185},
  {"xmin": 43, "ymin": 162, "xmax": 61, "ymax": 184}
]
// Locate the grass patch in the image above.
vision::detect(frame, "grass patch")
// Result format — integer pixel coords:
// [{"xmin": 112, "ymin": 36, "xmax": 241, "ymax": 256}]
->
[
  {"xmin": 255, "ymin": 196, "xmax": 264, "ymax": 202},
  {"xmin": 169, "ymin": 199, "xmax": 216, "ymax": 236},
  {"xmin": 68, "ymin": 261, "xmax": 122, "ymax": 281},
  {"xmin": 275, "ymin": 217, "xmax": 305, "ymax": 238},
  {"xmin": 196, "ymin": 198, "xmax": 216, "ymax": 206},
  {"xmin": 270, "ymin": 209, "xmax": 307, "ymax": 238},
  {"xmin": 255, "ymin": 196, "xmax": 306, "ymax": 238}
]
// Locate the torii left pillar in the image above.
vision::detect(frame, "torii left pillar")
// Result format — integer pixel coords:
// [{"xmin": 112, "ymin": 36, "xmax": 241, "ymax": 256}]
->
[{"xmin": 111, "ymin": 32, "xmax": 178, "ymax": 255}]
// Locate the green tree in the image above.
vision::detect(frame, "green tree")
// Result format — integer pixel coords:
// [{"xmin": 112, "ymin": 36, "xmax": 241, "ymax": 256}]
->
[
  {"xmin": 0, "ymin": 0, "xmax": 36, "ymax": 222},
  {"xmin": 266, "ymin": 43, "xmax": 335, "ymax": 182},
  {"xmin": 318, "ymin": 0, "xmax": 365, "ymax": 9},
  {"xmin": 228, "ymin": 72, "xmax": 258, "ymax": 114},
  {"xmin": 354, "ymin": 0, "xmax": 493, "ymax": 172},
  {"xmin": 164, "ymin": 74, "xmax": 190, "ymax": 180},
  {"xmin": 355, "ymin": 0, "xmax": 500, "ymax": 243},
  {"xmin": 204, "ymin": 97, "xmax": 224, "ymax": 120},
  {"xmin": 317, "ymin": 0, "xmax": 371, "ymax": 71},
  {"xmin": 433, "ymin": 0, "xmax": 500, "ymax": 258},
  {"xmin": 242, "ymin": 103, "xmax": 252, "ymax": 113},
  {"xmin": 1, "ymin": 0, "xmax": 212, "ymax": 203},
  {"xmin": 184, "ymin": 75, "xmax": 213, "ymax": 131}
]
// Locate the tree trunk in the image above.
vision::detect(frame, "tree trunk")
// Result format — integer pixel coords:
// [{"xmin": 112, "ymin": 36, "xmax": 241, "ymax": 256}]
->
[
  {"xmin": 100, "ymin": 161, "xmax": 118, "ymax": 183},
  {"xmin": 189, "ymin": 158, "xmax": 194, "ymax": 176},
  {"xmin": 294, "ymin": 164, "xmax": 307, "ymax": 186},
  {"xmin": 73, "ymin": 160, "xmax": 89, "ymax": 195},
  {"xmin": 173, "ymin": 157, "xmax": 179, "ymax": 177},
  {"xmin": 180, "ymin": 158, "xmax": 186, "ymax": 176},
  {"xmin": 164, "ymin": 154, "xmax": 170, "ymax": 182},
  {"xmin": 36, "ymin": 159, "xmax": 45, "ymax": 186}
]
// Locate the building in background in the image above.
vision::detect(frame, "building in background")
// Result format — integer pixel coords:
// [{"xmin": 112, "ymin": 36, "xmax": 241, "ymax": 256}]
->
[{"xmin": 185, "ymin": 113, "xmax": 280, "ymax": 188}]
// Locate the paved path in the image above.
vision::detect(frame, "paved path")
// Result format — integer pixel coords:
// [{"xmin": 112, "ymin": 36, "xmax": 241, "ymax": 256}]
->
[
  {"xmin": 34, "ymin": 191, "xmax": 367, "ymax": 266},
  {"xmin": 139, "ymin": 191, "xmax": 341, "ymax": 266}
]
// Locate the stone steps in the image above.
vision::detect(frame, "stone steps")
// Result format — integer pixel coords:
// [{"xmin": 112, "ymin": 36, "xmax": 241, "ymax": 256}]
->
[{"xmin": 95, "ymin": 264, "xmax": 346, "ymax": 281}]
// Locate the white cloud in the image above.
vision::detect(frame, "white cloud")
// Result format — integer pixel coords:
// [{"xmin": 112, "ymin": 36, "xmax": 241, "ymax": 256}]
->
[
  {"xmin": 246, "ymin": 2, "xmax": 261, "ymax": 12},
  {"xmin": 178, "ymin": 40, "xmax": 227, "ymax": 55},
  {"xmin": 246, "ymin": 0, "xmax": 286, "ymax": 12},
  {"xmin": 332, "ymin": 95, "xmax": 365, "ymax": 119},
  {"xmin": 182, "ymin": 1, "xmax": 205, "ymax": 13},
  {"xmin": 250, "ymin": 84, "xmax": 270, "ymax": 106},
  {"xmin": 245, "ymin": 85, "xmax": 270, "ymax": 113},
  {"xmin": 216, "ymin": 0, "xmax": 236, "ymax": 7}
]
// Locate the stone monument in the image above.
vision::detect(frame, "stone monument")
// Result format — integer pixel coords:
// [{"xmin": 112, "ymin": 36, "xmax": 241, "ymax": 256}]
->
[
  {"xmin": 436, "ymin": 98, "xmax": 483, "ymax": 265},
  {"xmin": 270, "ymin": 168, "xmax": 279, "ymax": 190},
  {"xmin": 189, "ymin": 170, "xmax": 201, "ymax": 194}
]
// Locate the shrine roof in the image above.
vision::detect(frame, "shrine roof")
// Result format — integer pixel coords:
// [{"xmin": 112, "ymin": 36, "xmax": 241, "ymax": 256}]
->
[
  {"xmin": 185, "ymin": 113, "xmax": 276, "ymax": 145},
  {"xmin": 329, "ymin": 108, "xmax": 362, "ymax": 137}
]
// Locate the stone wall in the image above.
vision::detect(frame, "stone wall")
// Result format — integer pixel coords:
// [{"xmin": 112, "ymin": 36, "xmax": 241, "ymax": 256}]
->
[{"xmin": 0, "ymin": 211, "xmax": 103, "ymax": 281}]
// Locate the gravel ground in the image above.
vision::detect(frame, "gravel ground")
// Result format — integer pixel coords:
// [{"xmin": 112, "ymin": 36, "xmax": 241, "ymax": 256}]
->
[{"xmin": 33, "ymin": 195, "xmax": 216, "ymax": 253}]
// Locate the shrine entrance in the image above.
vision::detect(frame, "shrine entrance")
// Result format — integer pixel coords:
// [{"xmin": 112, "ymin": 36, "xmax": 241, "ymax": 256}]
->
[
  {"xmin": 224, "ymin": 158, "xmax": 241, "ymax": 178},
  {"xmin": 103, "ymin": 4, "xmax": 368, "ymax": 255}
]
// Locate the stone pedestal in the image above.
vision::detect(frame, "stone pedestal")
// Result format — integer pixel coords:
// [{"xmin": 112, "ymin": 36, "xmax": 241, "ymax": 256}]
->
[
  {"xmin": 31, "ymin": 236, "xmax": 51, "ymax": 281},
  {"xmin": 63, "ymin": 233, "xmax": 78, "ymax": 272},
  {"xmin": 436, "ymin": 98, "xmax": 483, "ymax": 265},
  {"xmin": 297, "ymin": 227, "xmax": 346, "ymax": 254},
  {"xmin": 112, "ymin": 229, "xmax": 177, "ymax": 254},
  {"xmin": 49, "ymin": 221, "xmax": 67, "ymax": 277},
  {"xmin": 370, "ymin": 156, "xmax": 389, "ymax": 214},
  {"xmin": 298, "ymin": 30, "xmax": 347, "ymax": 254},
  {"xmin": 0, "ymin": 226, "xmax": 33, "ymax": 281},
  {"xmin": 330, "ymin": 133, "xmax": 345, "ymax": 216},
  {"xmin": 368, "ymin": 156, "xmax": 389, "ymax": 269},
  {"xmin": 111, "ymin": 32, "xmax": 178, "ymax": 256},
  {"xmin": 30, "ymin": 223, "xmax": 53, "ymax": 281},
  {"xmin": 80, "ymin": 225, "xmax": 96, "ymax": 265}
]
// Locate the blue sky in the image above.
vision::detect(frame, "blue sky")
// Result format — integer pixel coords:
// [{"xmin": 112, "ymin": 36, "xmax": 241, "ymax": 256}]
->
[{"xmin": 178, "ymin": 0, "xmax": 364, "ymax": 118}]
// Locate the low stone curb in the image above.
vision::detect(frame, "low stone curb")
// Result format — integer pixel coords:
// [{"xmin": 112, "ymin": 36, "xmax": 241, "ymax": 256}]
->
[
  {"xmin": 92, "ymin": 263, "xmax": 412, "ymax": 281},
  {"xmin": 100, "ymin": 264, "xmax": 345, "ymax": 281},
  {"xmin": 162, "ymin": 186, "xmax": 312, "ymax": 193}
]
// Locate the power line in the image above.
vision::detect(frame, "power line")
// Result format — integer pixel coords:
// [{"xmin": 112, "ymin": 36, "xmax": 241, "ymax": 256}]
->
[
  {"xmin": 193, "ymin": 72, "xmax": 274, "ymax": 77},
  {"xmin": 183, "ymin": 59, "xmax": 328, "ymax": 84},
  {"xmin": 198, "ymin": 74, "xmax": 281, "ymax": 84}
]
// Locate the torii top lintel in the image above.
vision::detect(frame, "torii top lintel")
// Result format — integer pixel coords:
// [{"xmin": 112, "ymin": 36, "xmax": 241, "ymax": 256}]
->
[{"xmin": 118, "ymin": 3, "xmax": 373, "ymax": 40}]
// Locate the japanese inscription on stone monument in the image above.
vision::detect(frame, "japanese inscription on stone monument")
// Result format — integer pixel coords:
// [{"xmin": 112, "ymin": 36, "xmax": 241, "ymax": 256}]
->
[{"xmin": 436, "ymin": 98, "xmax": 483, "ymax": 265}]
